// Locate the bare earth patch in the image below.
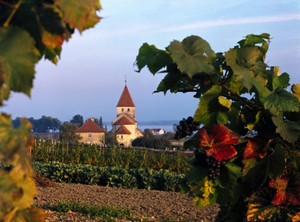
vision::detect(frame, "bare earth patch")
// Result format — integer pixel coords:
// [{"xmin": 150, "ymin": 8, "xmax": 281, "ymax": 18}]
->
[{"xmin": 36, "ymin": 182, "xmax": 219, "ymax": 222}]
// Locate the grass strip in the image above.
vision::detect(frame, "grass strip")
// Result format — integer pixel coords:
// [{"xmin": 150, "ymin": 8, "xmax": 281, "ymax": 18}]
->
[{"xmin": 45, "ymin": 201, "xmax": 131, "ymax": 221}]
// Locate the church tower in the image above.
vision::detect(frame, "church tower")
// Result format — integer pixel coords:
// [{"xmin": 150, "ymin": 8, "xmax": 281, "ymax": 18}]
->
[
  {"xmin": 112, "ymin": 83, "xmax": 143, "ymax": 147},
  {"xmin": 116, "ymin": 84, "xmax": 136, "ymax": 118}
]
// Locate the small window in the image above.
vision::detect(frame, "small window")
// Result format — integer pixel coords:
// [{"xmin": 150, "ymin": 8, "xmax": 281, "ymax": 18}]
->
[
  {"xmin": 127, "ymin": 108, "xmax": 130, "ymax": 112},
  {"xmin": 122, "ymin": 108, "xmax": 124, "ymax": 112}
]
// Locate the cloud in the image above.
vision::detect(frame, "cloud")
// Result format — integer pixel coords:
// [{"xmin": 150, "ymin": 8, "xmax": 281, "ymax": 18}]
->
[{"xmin": 165, "ymin": 14, "xmax": 300, "ymax": 32}]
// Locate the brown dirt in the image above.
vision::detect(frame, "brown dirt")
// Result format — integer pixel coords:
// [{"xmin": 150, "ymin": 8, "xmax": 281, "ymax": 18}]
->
[{"xmin": 35, "ymin": 179, "xmax": 220, "ymax": 222}]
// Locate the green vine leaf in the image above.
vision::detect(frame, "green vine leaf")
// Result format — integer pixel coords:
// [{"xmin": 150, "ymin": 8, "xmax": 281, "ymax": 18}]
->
[
  {"xmin": 15, "ymin": 208, "xmax": 45, "ymax": 222},
  {"xmin": 218, "ymin": 96, "xmax": 232, "ymax": 109},
  {"xmin": 0, "ymin": 115, "xmax": 33, "ymax": 172},
  {"xmin": 193, "ymin": 177, "xmax": 215, "ymax": 207},
  {"xmin": 9, "ymin": 168, "xmax": 36, "ymax": 210},
  {"xmin": 272, "ymin": 114, "xmax": 300, "ymax": 144},
  {"xmin": 194, "ymin": 85, "xmax": 222, "ymax": 125},
  {"xmin": 36, "ymin": 3, "xmax": 65, "ymax": 35},
  {"xmin": 266, "ymin": 145, "xmax": 286, "ymax": 178},
  {"xmin": 0, "ymin": 27, "xmax": 39, "ymax": 100},
  {"xmin": 273, "ymin": 72, "xmax": 290, "ymax": 90},
  {"xmin": 242, "ymin": 158, "xmax": 257, "ymax": 176},
  {"xmin": 186, "ymin": 166, "xmax": 207, "ymax": 184},
  {"xmin": 246, "ymin": 111, "xmax": 261, "ymax": 131},
  {"xmin": 222, "ymin": 162, "xmax": 242, "ymax": 188},
  {"xmin": 217, "ymin": 112, "xmax": 229, "ymax": 125},
  {"xmin": 243, "ymin": 157, "xmax": 269, "ymax": 190},
  {"xmin": 167, "ymin": 35, "xmax": 216, "ymax": 78},
  {"xmin": 225, "ymin": 47, "xmax": 267, "ymax": 94},
  {"xmin": 155, "ymin": 72, "xmax": 182, "ymax": 93},
  {"xmin": 292, "ymin": 84, "xmax": 300, "ymax": 102},
  {"xmin": 260, "ymin": 89, "xmax": 299, "ymax": 115},
  {"xmin": 14, "ymin": 2, "xmax": 69, "ymax": 64},
  {"xmin": 55, "ymin": 0, "xmax": 101, "ymax": 32},
  {"xmin": 135, "ymin": 43, "xmax": 172, "ymax": 74},
  {"xmin": 0, "ymin": 62, "xmax": 10, "ymax": 104},
  {"xmin": 238, "ymin": 33, "xmax": 270, "ymax": 53},
  {"xmin": 215, "ymin": 162, "xmax": 242, "ymax": 211}
]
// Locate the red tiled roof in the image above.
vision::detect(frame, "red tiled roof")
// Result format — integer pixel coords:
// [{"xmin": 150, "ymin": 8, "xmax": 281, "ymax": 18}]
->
[
  {"xmin": 113, "ymin": 115, "xmax": 136, "ymax": 125},
  {"xmin": 116, "ymin": 125, "xmax": 131, "ymax": 135},
  {"xmin": 116, "ymin": 85, "xmax": 135, "ymax": 107},
  {"xmin": 76, "ymin": 119, "xmax": 106, "ymax": 133}
]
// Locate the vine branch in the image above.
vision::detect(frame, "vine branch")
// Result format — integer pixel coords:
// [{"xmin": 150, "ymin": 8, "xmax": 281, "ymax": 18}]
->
[
  {"xmin": 0, "ymin": 0, "xmax": 14, "ymax": 8},
  {"xmin": 222, "ymin": 84, "xmax": 261, "ymax": 111},
  {"xmin": 3, "ymin": 0, "xmax": 23, "ymax": 28}
]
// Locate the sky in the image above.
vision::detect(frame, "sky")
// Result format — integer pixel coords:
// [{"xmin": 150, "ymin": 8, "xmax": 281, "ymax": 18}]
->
[{"xmin": 3, "ymin": 0, "xmax": 300, "ymax": 123}]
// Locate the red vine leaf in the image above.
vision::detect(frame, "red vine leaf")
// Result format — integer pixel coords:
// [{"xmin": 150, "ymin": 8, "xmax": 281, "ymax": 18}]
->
[
  {"xmin": 198, "ymin": 125, "xmax": 239, "ymax": 161},
  {"xmin": 269, "ymin": 177, "xmax": 288, "ymax": 206},
  {"xmin": 42, "ymin": 31, "xmax": 63, "ymax": 49},
  {"xmin": 269, "ymin": 177, "xmax": 300, "ymax": 206},
  {"xmin": 291, "ymin": 212, "xmax": 300, "ymax": 222},
  {"xmin": 243, "ymin": 139, "xmax": 267, "ymax": 159}
]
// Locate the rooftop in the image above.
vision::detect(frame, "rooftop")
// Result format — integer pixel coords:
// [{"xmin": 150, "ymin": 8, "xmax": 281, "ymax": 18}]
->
[
  {"xmin": 76, "ymin": 119, "xmax": 106, "ymax": 133},
  {"xmin": 116, "ymin": 125, "xmax": 132, "ymax": 135},
  {"xmin": 113, "ymin": 115, "xmax": 136, "ymax": 125},
  {"xmin": 116, "ymin": 85, "xmax": 135, "ymax": 107}
]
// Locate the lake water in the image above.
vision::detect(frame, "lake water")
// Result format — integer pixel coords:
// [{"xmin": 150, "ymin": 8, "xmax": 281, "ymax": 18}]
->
[
  {"xmin": 105, "ymin": 123, "xmax": 176, "ymax": 132},
  {"xmin": 138, "ymin": 124, "xmax": 175, "ymax": 132}
]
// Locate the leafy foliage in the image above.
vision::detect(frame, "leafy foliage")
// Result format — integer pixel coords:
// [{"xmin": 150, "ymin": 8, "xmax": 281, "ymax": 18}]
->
[
  {"xmin": 136, "ymin": 33, "xmax": 300, "ymax": 221},
  {"xmin": 32, "ymin": 162, "xmax": 186, "ymax": 192},
  {"xmin": 0, "ymin": 0, "xmax": 102, "ymax": 220},
  {"xmin": 46, "ymin": 202, "xmax": 131, "ymax": 222},
  {"xmin": 32, "ymin": 140, "xmax": 192, "ymax": 174}
]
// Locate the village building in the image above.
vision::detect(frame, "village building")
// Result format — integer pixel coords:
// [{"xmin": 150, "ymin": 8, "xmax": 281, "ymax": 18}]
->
[
  {"xmin": 75, "ymin": 118, "xmax": 106, "ymax": 146},
  {"xmin": 145, "ymin": 128, "xmax": 166, "ymax": 136},
  {"xmin": 111, "ymin": 84, "xmax": 143, "ymax": 147}
]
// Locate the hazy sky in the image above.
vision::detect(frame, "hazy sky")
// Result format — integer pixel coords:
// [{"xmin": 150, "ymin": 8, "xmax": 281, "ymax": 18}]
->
[{"xmin": 3, "ymin": 0, "xmax": 300, "ymax": 123}]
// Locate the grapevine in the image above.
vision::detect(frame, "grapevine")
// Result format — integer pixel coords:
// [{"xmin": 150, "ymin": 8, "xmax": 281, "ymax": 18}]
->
[
  {"xmin": 136, "ymin": 34, "xmax": 300, "ymax": 221},
  {"xmin": 0, "ymin": 0, "xmax": 102, "ymax": 220},
  {"xmin": 174, "ymin": 116, "xmax": 200, "ymax": 139},
  {"xmin": 194, "ymin": 149, "xmax": 225, "ymax": 180}
]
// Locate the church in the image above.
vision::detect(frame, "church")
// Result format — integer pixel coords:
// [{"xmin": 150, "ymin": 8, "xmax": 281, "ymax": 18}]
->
[{"xmin": 111, "ymin": 83, "xmax": 143, "ymax": 147}]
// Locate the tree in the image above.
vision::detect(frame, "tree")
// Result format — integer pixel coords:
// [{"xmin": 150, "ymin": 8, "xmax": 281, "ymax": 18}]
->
[
  {"xmin": 105, "ymin": 132, "xmax": 118, "ymax": 147},
  {"xmin": 70, "ymin": 114, "xmax": 84, "ymax": 127},
  {"xmin": 0, "ymin": 0, "xmax": 102, "ymax": 221},
  {"xmin": 32, "ymin": 116, "xmax": 61, "ymax": 132},
  {"xmin": 136, "ymin": 34, "xmax": 300, "ymax": 221},
  {"xmin": 12, "ymin": 117, "xmax": 22, "ymax": 128},
  {"xmin": 98, "ymin": 116, "xmax": 103, "ymax": 128},
  {"xmin": 132, "ymin": 131, "xmax": 172, "ymax": 149},
  {"xmin": 59, "ymin": 122, "xmax": 80, "ymax": 144},
  {"xmin": 94, "ymin": 116, "xmax": 104, "ymax": 127}
]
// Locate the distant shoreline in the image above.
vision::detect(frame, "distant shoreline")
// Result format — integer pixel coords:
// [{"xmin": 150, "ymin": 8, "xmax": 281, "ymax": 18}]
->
[
  {"xmin": 104, "ymin": 120, "xmax": 178, "ymax": 126},
  {"xmin": 104, "ymin": 120, "xmax": 178, "ymax": 132}
]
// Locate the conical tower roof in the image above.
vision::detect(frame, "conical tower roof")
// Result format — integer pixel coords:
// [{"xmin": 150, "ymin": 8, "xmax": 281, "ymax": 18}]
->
[{"xmin": 116, "ymin": 85, "xmax": 135, "ymax": 107}]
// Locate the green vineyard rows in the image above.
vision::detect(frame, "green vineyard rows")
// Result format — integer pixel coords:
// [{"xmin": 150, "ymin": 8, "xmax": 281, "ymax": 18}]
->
[
  {"xmin": 33, "ymin": 161, "xmax": 186, "ymax": 192},
  {"xmin": 32, "ymin": 140, "xmax": 192, "ymax": 174}
]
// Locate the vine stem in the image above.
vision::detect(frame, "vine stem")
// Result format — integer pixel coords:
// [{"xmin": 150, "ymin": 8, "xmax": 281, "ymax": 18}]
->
[
  {"xmin": 3, "ymin": 0, "xmax": 23, "ymax": 28},
  {"xmin": 222, "ymin": 84, "xmax": 260, "ymax": 111},
  {"xmin": 0, "ymin": 0, "xmax": 14, "ymax": 8}
]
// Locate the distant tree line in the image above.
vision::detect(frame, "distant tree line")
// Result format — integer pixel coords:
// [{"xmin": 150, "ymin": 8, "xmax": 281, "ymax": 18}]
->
[
  {"xmin": 12, "ymin": 114, "xmax": 104, "ymax": 133},
  {"xmin": 12, "ymin": 116, "xmax": 62, "ymax": 133},
  {"xmin": 132, "ymin": 130, "xmax": 174, "ymax": 149},
  {"xmin": 12, "ymin": 115, "xmax": 175, "ymax": 149}
]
